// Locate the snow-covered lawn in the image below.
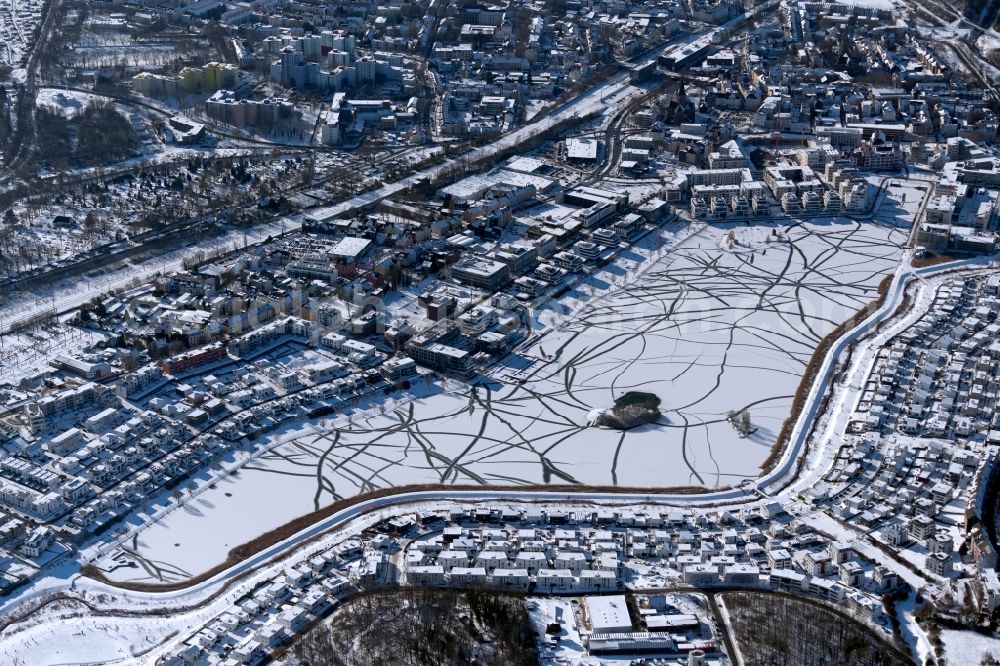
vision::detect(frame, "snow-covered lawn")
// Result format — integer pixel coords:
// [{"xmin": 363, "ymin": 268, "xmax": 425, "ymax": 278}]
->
[
  {"xmin": 67, "ymin": 44, "xmax": 178, "ymax": 70},
  {"xmin": 941, "ymin": 628, "xmax": 1000, "ymax": 665},
  {"xmin": 0, "ymin": 587, "xmax": 240, "ymax": 666}
]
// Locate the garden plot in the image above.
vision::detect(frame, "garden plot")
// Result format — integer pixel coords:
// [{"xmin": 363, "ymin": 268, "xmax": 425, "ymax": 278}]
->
[
  {"xmin": 0, "ymin": 202, "xmax": 123, "ymax": 278},
  {"xmin": 104, "ymin": 218, "xmax": 907, "ymax": 581}
]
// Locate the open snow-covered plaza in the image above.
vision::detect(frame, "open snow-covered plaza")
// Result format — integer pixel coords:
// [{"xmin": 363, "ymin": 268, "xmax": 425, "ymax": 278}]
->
[{"xmin": 102, "ymin": 217, "xmax": 908, "ymax": 582}]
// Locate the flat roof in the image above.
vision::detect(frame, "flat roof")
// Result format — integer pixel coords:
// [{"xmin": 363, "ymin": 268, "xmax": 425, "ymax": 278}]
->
[
  {"xmin": 646, "ymin": 614, "xmax": 699, "ymax": 629},
  {"xmin": 453, "ymin": 256, "xmax": 508, "ymax": 277},
  {"xmin": 426, "ymin": 342, "xmax": 470, "ymax": 359},
  {"xmin": 329, "ymin": 236, "xmax": 372, "ymax": 258},
  {"xmin": 54, "ymin": 355, "xmax": 108, "ymax": 372},
  {"xmin": 439, "ymin": 168, "xmax": 555, "ymax": 203},
  {"xmin": 586, "ymin": 595, "xmax": 632, "ymax": 633},
  {"xmin": 495, "ymin": 169, "xmax": 555, "ymax": 192},
  {"xmin": 566, "ymin": 137, "xmax": 599, "ymax": 160},
  {"xmin": 504, "ymin": 156, "xmax": 546, "ymax": 174}
]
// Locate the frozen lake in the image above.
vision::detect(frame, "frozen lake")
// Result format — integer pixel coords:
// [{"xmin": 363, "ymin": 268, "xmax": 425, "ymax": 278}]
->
[{"xmin": 102, "ymin": 218, "xmax": 908, "ymax": 581}]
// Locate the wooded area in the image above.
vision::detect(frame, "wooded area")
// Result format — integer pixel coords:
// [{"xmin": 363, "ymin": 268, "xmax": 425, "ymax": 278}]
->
[
  {"xmin": 723, "ymin": 591, "xmax": 913, "ymax": 666},
  {"xmin": 291, "ymin": 588, "xmax": 539, "ymax": 666}
]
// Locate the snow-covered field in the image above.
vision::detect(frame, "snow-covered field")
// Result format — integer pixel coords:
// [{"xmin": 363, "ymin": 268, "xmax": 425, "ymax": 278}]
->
[
  {"xmin": 102, "ymin": 217, "xmax": 907, "ymax": 582},
  {"xmin": 0, "ymin": 612, "xmax": 177, "ymax": 665},
  {"xmin": 35, "ymin": 89, "xmax": 106, "ymax": 118},
  {"xmin": 941, "ymin": 628, "xmax": 1000, "ymax": 665},
  {"xmin": 0, "ymin": 592, "xmax": 234, "ymax": 666}
]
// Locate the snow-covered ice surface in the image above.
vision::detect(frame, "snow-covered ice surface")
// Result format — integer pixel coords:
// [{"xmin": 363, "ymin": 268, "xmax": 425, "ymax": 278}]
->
[
  {"xmin": 272, "ymin": 217, "xmax": 905, "ymax": 490},
  {"xmin": 104, "ymin": 218, "xmax": 907, "ymax": 582},
  {"xmin": 260, "ymin": 218, "xmax": 907, "ymax": 491}
]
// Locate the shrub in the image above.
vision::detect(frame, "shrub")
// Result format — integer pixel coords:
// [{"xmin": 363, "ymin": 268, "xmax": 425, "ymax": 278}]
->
[{"xmin": 595, "ymin": 391, "xmax": 661, "ymax": 430}]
